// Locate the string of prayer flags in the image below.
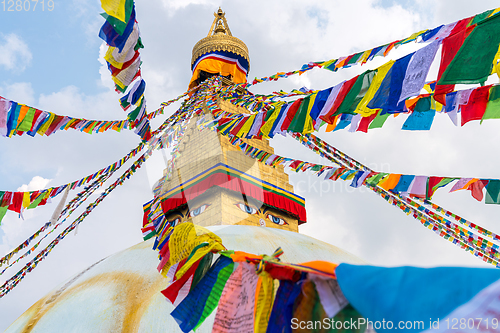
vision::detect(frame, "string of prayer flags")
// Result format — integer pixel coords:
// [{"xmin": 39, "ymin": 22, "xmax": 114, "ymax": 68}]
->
[
  {"xmin": 0, "ymin": 102, "xmax": 183, "ymax": 297},
  {"xmin": 0, "ymin": 141, "xmax": 145, "ymax": 225},
  {"xmin": 0, "ymin": 96, "xmax": 129, "ymax": 138},
  {"xmin": 298, "ymin": 136, "xmax": 500, "ymax": 263},
  {"xmin": 214, "ymin": 127, "xmax": 499, "ymax": 206},
  {"xmin": 0, "ymin": 88, "xmax": 203, "ymax": 277},
  {"xmin": 292, "ymin": 132, "xmax": 500, "ymax": 265},
  {"xmin": 99, "ymin": 0, "xmax": 151, "ymax": 141},
  {"xmin": 248, "ymin": 8, "xmax": 500, "ymax": 88},
  {"xmin": 0, "ymin": 168, "xmax": 119, "ymax": 274},
  {"xmin": 217, "ymin": 83, "xmax": 500, "ymax": 137}
]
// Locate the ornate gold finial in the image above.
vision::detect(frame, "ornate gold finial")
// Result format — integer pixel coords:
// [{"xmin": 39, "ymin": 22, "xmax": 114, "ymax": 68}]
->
[{"xmin": 191, "ymin": 8, "xmax": 249, "ymax": 70}]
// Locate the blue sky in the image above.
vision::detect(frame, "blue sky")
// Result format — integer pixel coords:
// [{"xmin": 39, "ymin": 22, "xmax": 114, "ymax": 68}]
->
[
  {"xmin": 2, "ymin": 0, "xmax": 500, "ymax": 330},
  {"xmin": 0, "ymin": 1, "xmax": 104, "ymax": 95}
]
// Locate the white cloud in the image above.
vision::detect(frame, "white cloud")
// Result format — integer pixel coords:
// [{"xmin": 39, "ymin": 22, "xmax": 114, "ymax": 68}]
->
[
  {"xmin": 0, "ymin": 34, "xmax": 32, "ymax": 72},
  {"xmin": 16, "ymin": 176, "xmax": 52, "ymax": 192},
  {"xmin": 98, "ymin": 43, "xmax": 116, "ymax": 92},
  {"xmin": 161, "ymin": 0, "xmax": 219, "ymax": 13},
  {"xmin": 0, "ymin": 82, "xmax": 35, "ymax": 105}
]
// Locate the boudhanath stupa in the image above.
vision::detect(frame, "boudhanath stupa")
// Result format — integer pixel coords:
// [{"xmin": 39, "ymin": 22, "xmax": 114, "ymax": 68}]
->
[{"xmin": 5, "ymin": 9, "xmax": 367, "ymax": 333}]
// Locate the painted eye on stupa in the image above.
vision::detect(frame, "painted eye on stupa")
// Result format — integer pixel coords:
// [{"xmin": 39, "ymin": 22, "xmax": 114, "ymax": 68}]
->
[
  {"xmin": 267, "ymin": 214, "xmax": 288, "ymax": 225},
  {"xmin": 170, "ymin": 217, "xmax": 181, "ymax": 227},
  {"xmin": 235, "ymin": 203, "xmax": 258, "ymax": 215},
  {"xmin": 188, "ymin": 204, "xmax": 210, "ymax": 217}
]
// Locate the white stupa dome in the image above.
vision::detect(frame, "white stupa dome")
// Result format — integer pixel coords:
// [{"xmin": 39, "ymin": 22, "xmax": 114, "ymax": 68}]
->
[{"xmin": 6, "ymin": 225, "xmax": 366, "ymax": 333}]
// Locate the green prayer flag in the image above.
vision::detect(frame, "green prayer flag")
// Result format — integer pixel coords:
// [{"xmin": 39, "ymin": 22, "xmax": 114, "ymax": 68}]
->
[
  {"xmin": 348, "ymin": 70, "xmax": 377, "ymax": 113},
  {"xmin": 433, "ymin": 178, "xmax": 457, "ymax": 193},
  {"xmin": 469, "ymin": 9, "xmax": 495, "ymax": 26},
  {"xmin": 28, "ymin": 191, "xmax": 46, "ymax": 209},
  {"xmin": 347, "ymin": 52, "xmax": 363, "ymax": 65},
  {"xmin": 486, "ymin": 179, "xmax": 500, "ymax": 204},
  {"xmin": 439, "ymin": 13, "xmax": 500, "ymax": 85},
  {"xmin": 414, "ymin": 97, "xmax": 433, "ymax": 112},
  {"xmin": 336, "ymin": 70, "xmax": 375, "ymax": 116},
  {"xmin": 100, "ymin": 0, "xmax": 134, "ymax": 35},
  {"xmin": 368, "ymin": 112, "xmax": 390, "ymax": 129},
  {"xmin": 366, "ymin": 173, "xmax": 387, "ymax": 186},
  {"xmin": 17, "ymin": 107, "xmax": 36, "ymax": 132},
  {"xmin": 193, "ymin": 261, "xmax": 234, "ymax": 331},
  {"xmin": 288, "ymin": 96, "xmax": 310, "ymax": 133},
  {"xmin": 0, "ymin": 206, "xmax": 7, "ymax": 224},
  {"xmin": 191, "ymin": 252, "xmax": 213, "ymax": 291},
  {"xmin": 134, "ymin": 38, "xmax": 144, "ymax": 51},
  {"xmin": 481, "ymin": 86, "xmax": 500, "ymax": 122},
  {"xmin": 310, "ymin": 165, "xmax": 322, "ymax": 172}
]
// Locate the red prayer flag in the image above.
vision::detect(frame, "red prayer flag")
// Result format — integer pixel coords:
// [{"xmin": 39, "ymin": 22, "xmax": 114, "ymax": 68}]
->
[
  {"xmin": 467, "ymin": 179, "xmax": 489, "ymax": 201},
  {"xmin": 229, "ymin": 116, "xmax": 247, "ymax": 136},
  {"xmin": 1, "ymin": 192, "xmax": 12, "ymax": 207},
  {"xmin": 435, "ymin": 18, "xmax": 474, "ymax": 105},
  {"xmin": 461, "ymin": 85, "xmax": 491, "ymax": 126},
  {"xmin": 280, "ymin": 99, "xmax": 302, "ymax": 131},
  {"xmin": 161, "ymin": 258, "xmax": 201, "ymax": 304},
  {"xmin": 44, "ymin": 115, "xmax": 65, "ymax": 136},
  {"xmin": 9, "ymin": 192, "xmax": 23, "ymax": 213},
  {"xmin": 356, "ymin": 111, "xmax": 379, "ymax": 133},
  {"xmin": 427, "ymin": 176, "xmax": 445, "ymax": 199}
]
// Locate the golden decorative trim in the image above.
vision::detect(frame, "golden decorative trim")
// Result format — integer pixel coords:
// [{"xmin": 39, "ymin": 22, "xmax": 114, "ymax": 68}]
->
[{"xmin": 191, "ymin": 7, "xmax": 250, "ymax": 70}]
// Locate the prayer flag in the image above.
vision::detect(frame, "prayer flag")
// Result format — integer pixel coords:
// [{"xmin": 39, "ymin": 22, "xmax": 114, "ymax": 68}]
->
[
  {"xmin": 485, "ymin": 179, "xmax": 500, "ymax": 204},
  {"xmin": 434, "ymin": 18, "xmax": 473, "ymax": 104},
  {"xmin": 399, "ymin": 41, "xmax": 440, "ymax": 103},
  {"xmin": 440, "ymin": 14, "xmax": 500, "ymax": 85},
  {"xmin": 481, "ymin": 85, "xmax": 500, "ymax": 122},
  {"xmin": 367, "ymin": 53, "xmax": 413, "ymax": 113},
  {"xmin": 460, "ymin": 85, "xmax": 491, "ymax": 126}
]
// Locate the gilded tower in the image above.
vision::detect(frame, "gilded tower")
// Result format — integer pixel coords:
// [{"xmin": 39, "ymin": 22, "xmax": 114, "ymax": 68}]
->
[
  {"xmin": 156, "ymin": 8, "xmax": 306, "ymax": 233},
  {"xmin": 5, "ymin": 9, "xmax": 370, "ymax": 333}
]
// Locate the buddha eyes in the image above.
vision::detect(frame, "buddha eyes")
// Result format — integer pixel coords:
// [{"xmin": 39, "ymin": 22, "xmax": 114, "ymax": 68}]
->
[
  {"xmin": 267, "ymin": 214, "xmax": 288, "ymax": 225},
  {"xmin": 235, "ymin": 203, "xmax": 258, "ymax": 215},
  {"xmin": 188, "ymin": 204, "xmax": 210, "ymax": 217},
  {"xmin": 234, "ymin": 202, "xmax": 288, "ymax": 225},
  {"xmin": 169, "ymin": 217, "xmax": 181, "ymax": 227}
]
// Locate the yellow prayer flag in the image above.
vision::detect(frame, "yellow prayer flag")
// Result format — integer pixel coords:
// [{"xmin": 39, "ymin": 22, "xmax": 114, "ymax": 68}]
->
[
  {"xmin": 359, "ymin": 50, "xmax": 372, "ymax": 65},
  {"xmin": 101, "ymin": 0, "xmax": 127, "ymax": 22},
  {"xmin": 254, "ymin": 271, "xmax": 274, "ymax": 333},
  {"xmin": 260, "ymin": 107, "xmax": 281, "ymax": 138},
  {"xmin": 22, "ymin": 192, "xmax": 31, "ymax": 209},
  {"xmin": 355, "ymin": 60, "xmax": 395, "ymax": 117},
  {"xmin": 401, "ymin": 29, "xmax": 428, "ymax": 44},
  {"xmin": 491, "ymin": 45, "xmax": 500, "ymax": 79},
  {"xmin": 321, "ymin": 59, "xmax": 337, "ymax": 68},
  {"xmin": 37, "ymin": 113, "xmax": 56, "ymax": 136},
  {"xmin": 303, "ymin": 93, "xmax": 317, "ymax": 134},
  {"xmin": 490, "ymin": 8, "xmax": 500, "ymax": 17}
]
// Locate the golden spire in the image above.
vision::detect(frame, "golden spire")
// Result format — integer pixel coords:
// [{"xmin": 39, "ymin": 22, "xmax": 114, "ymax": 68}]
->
[
  {"xmin": 208, "ymin": 7, "xmax": 232, "ymax": 36},
  {"xmin": 191, "ymin": 7, "xmax": 249, "ymax": 70}
]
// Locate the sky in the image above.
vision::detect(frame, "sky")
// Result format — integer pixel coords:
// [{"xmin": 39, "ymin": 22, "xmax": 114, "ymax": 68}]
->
[{"xmin": 1, "ymin": 0, "xmax": 500, "ymax": 329}]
